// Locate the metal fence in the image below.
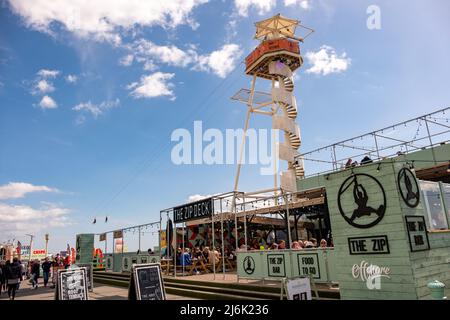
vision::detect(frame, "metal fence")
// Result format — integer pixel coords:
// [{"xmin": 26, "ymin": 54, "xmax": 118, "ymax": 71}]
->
[{"xmin": 296, "ymin": 107, "xmax": 450, "ymax": 177}]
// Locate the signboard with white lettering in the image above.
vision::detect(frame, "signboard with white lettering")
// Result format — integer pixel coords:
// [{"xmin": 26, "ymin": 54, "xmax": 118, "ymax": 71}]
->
[
  {"xmin": 74, "ymin": 263, "xmax": 93, "ymax": 291},
  {"xmin": 173, "ymin": 198, "xmax": 213, "ymax": 223},
  {"xmin": 285, "ymin": 277, "xmax": 312, "ymax": 300},
  {"xmin": 128, "ymin": 263, "xmax": 166, "ymax": 300},
  {"xmin": 348, "ymin": 235, "xmax": 390, "ymax": 255},
  {"xmin": 267, "ymin": 254, "xmax": 286, "ymax": 277},
  {"xmin": 56, "ymin": 267, "xmax": 88, "ymax": 300},
  {"xmin": 405, "ymin": 215, "xmax": 430, "ymax": 252},
  {"xmin": 297, "ymin": 253, "xmax": 320, "ymax": 279}
]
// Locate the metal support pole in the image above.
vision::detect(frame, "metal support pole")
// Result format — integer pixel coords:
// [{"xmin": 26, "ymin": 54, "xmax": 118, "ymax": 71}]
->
[
  {"xmin": 234, "ymin": 193, "xmax": 239, "ymax": 251},
  {"xmin": 244, "ymin": 196, "xmax": 247, "ymax": 250},
  {"xmin": 26, "ymin": 234, "xmax": 34, "ymax": 265},
  {"xmin": 332, "ymin": 145, "xmax": 337, "ymax": 170},
  {"xmin": 182, "ymin": 223, "xmax": 185, "ymax": 276},
  {"xmin": 220, "ymin": 199, "xmax": 225, "ymax": 279},
  {"xmin": 212, "ymin": 209, "xmax": 216, "ymax": 280},
  {"xmin": 159, "ymin": 211, "xmax": 162, "ymax": 261},
  {"xmin": 121, "ymin": 229, "xmax": 124, "ymax": 255},
  {"xmin": 373, "ymin": 134, "xmax": 380, "ymax": 160},
  {"xmin": 173, "ymin": 219, "xmax": 177, "ymax": 278},
  {"xmin": 233, "ymin": 75, "xmax": 257, "ymax": 200},
  {"xmin": 282, "ymin": 190, "xmax": 292, "ymax": 249},
  {"xmin": 138, "ymin": 226, "xmax": 141, "ymax": 252},
  {"xmin": 424, "ymin": 117, "xmax": 437, "ymax": 165}
]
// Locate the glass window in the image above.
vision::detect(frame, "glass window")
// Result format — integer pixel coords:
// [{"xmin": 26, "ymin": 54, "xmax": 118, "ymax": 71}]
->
[
  {"xmin": 441, "ymin": 182, "xmax": 450, "ymax": 226},
  {"xmin": 420, "ymin": 181, "xmax": 449, "ymax": 230}
]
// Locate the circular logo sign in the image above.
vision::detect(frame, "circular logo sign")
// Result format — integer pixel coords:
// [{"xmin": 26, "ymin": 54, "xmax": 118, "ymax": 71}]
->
[
  {"xmin": 337, "ymin": 174, "xmax": 386, "ymax": 228},
  {"xmin": 243, "ymin": 256, "xmax": 255, "ymax": 275},
  {"xmin": 397, "ymin": 168, "xmax": 420, "ymax": 208}
]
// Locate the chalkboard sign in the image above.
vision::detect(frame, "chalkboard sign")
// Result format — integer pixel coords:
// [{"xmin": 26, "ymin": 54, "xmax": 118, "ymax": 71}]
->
[
  {"xmin": 73, "ymin": 263, "xmax": 93, "ymax": 291},
  {"xmin": 128, "ymin": 263, "xmax": 166, "ymax": 300},
  {"xmin": 56, "ymin": 267, "xmax": 88, "ymax": 300}
]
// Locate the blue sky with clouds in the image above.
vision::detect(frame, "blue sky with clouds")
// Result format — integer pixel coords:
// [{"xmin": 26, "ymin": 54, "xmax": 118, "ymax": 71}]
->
[{"xmin": 1, "ymin": 0, "xmax": 449, "ymax": 253}]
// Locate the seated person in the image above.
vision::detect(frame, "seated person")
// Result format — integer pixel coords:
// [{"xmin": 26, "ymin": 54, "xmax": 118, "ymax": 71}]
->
[
  {"xmin": 182, "ymin": 248, "xmax": 192, "ymax": 266},
  {"xmin": 304, "ymin": 241, "xmax": 314, "ymax": 249},
  {"xmin": 345, "ymin": 158, "xmax": 353, "ymax": 168},
  {"xmin": 175, "ymin": 248, "xmax": 182, "ymax": 265},
  {"xmin": 202, "ymin": 247, "xmax": 210, "ymax": 263},
  {"xmin": 310, "ymin": 238, "xmax": 318, "ymax": 247},
  {"xmin": 208, "ymin": 247, "xmax": 220, "ymax": 265},
  {"xmin": 320, "ymin": 239, "xmax": 328, "ymax": 248},
  {"xmin": 278, "ymin": 240, "xmax": 286, "ymax": 249},
  {"xmin": 291, "ymin": 241, "xmax": 302, "ymax": 250},
  {"xmin": 361, "ymin": 156, "xmax": 372, "ymax": 165}
]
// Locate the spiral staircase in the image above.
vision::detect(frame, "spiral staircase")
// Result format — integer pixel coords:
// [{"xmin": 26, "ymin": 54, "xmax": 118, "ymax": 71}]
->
[{"xmin": 269, "ymin": 60, "xmax": 305, "ymax": 192}]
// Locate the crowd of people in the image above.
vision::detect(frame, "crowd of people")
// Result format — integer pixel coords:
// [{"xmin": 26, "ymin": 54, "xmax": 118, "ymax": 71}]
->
[
  {"xmin": 242, "ymin": 237, "xmax": 333, "ymax": 251},
  {"xmin": 0, "ymin": 254, "xmax": 72, "ymax": 300},
  {"xmin": 175, "ymin": 246, "xmax": 223, "ymax": 267},
  {"xmin": 172, "ymin": 237, "xmax": 332, "ymax": 273}
]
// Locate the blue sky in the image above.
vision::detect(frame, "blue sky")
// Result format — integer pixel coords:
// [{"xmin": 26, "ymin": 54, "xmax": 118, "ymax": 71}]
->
[{"xmin": 1, "ymin": 0, "xmax": 449, "ymax": 253}]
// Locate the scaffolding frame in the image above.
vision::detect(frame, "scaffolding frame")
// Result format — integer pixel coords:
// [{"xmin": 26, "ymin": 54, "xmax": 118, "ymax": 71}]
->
[{"xmin": 159, "ymin": 186, "xmax": 326, "ymax": 280}]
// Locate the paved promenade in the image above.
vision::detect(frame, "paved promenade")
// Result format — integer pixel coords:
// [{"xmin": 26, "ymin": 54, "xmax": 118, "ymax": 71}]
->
[{"xmin": 0, "ymin": 280, "xmax": 196, "ymax": 300}]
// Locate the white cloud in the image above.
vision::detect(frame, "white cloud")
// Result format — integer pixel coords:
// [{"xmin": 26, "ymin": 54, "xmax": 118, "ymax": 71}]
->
[
  {"xmin": 0, "ymin": 202, "xmax": 71, "ymax": 234},
  {"xmin": 33, "ymin": 79, "xmax": 55, "ymax": 94},
  {"xmin": 234, "ymin": 0, "xmax": 276, "ymax": 17},
  {"xmin": 39, "ymin": 95, "xmax": 58, "ymax": 109},
  {"xmin": 305, "ymin": 45, "xmax": 351, "ymax": 76},
  {"xmin": 195, "ymin": 44, "xmax": 242, "ymax": 78},
  {"xmin": 8, "ymin": 0, "xmax": 209, "ymax": 44},
  {"xmin": 127, "ymin": 40, "xmax": 241, "ymax": 78},
  {"xmin": 131, "ymin": 39, "xmax": 196, "ymax": 68},
  {"xmin": 127, "ymin": 72, "xmax": 175, "ymax": 99},
  {"xmin": 119, "ymin": 54, "xmax": 134, "ymax": 66},
  {"xmin": 0, "ymin": 182, "xmax": 59, "ymax": 200},
  {"xmin": 72, "ymin": 98, "xmax": 120, "ymax": 118},
  {"xmin": 65, "ymin": 74, "xmax": 78, "ymax": 83},
  {"xmin": 143, "ymin": 60, "xmax": 157, "ymax": 71},
  {"xmin": 37, "ymin": 69, "xmax": 59, "ymax": 78},
  {"xmin": 284, "ymin": 0, "xmax": 310, "ymax": 9}
]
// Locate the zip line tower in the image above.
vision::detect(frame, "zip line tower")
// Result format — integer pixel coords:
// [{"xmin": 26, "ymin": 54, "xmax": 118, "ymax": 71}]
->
[{"xmin": 231, "ymin": 14, "xmax": 313, "ymax": 195}]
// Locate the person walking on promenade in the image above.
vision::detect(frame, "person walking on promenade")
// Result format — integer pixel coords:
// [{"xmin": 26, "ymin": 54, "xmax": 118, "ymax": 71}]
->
[
  {"xmin": 5, "ymin": 258, "xmax": 22, "ymax": 300},
  {"xmin": 63, "ymin": 255, "xmax": 70, "ymax": 269},
  {"xmin": 31, "ymin": 259, "xmax": 40, "ymax": 289},
  {"xmin": 42, "ymin": 257, "xmax": 52, "ymax": 288},
  {"xmin": 0, "ymin": 261, "xmax": 5, "ymax": 295}
]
